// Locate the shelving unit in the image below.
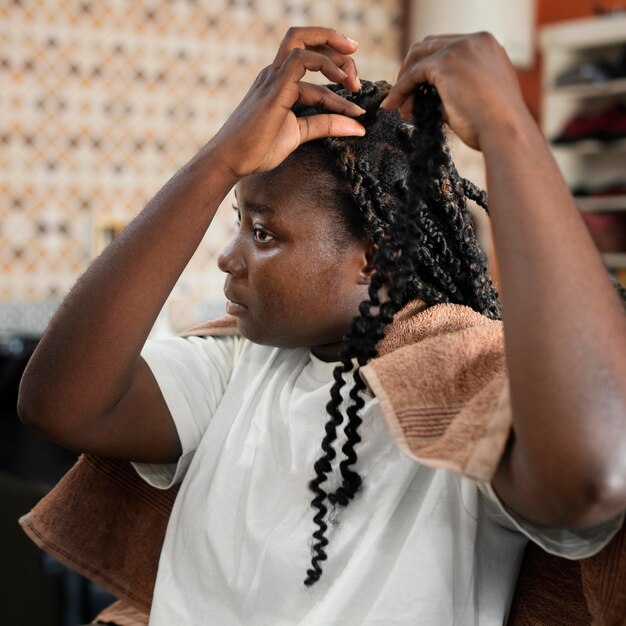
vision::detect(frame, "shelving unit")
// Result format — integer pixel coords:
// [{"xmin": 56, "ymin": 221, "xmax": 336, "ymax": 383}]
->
[
  {"xmin": 546, "ymin": 76, "xmax": 626, "ymax": 99},
  {"xmin": 540, "ymin": 16, "xmax": 626, "ymax": 276}
]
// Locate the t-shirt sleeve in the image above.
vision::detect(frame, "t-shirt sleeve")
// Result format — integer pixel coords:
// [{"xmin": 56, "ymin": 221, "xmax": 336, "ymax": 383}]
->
[
  {"xmin": 131, "ymin": 334, "xmax": 239, "ymax": 489},
  {"xmin": 479, "ymin": 481, "xmax": 625, "ymax": 560}
]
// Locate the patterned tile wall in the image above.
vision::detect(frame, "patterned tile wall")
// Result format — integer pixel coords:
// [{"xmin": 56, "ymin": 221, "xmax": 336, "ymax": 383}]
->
[{"xmin": 0, "ymin": 0, "xmax": 403, "ymax": 332}]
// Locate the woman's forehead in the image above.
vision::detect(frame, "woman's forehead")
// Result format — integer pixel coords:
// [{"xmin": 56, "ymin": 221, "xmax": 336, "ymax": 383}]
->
[{"xmin": 236, "ymin": 160, "xmax": 331, "ymax": 218}]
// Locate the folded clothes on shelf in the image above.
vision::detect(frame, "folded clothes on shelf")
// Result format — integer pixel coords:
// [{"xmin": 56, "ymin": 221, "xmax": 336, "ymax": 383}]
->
[
  {"xmin": 581, "ymin": 211, "xmax": 626, "ymax": 253},
  {"xmin": 572, "ymin": 180, "xmax": 626, "ymax": 197},
  {"xmin": 552, "ymin": 103, "xmax": 626, "ymax": 144},
  {"xmin": 555, "ymin": 62, "xmax": 619, "ymax": 86},
  {"xmin": 555, "ymin": 46, "xmax": 626, "ymax": 87}
]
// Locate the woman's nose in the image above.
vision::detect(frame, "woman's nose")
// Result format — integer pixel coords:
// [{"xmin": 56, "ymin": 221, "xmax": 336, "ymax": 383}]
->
[{"xmin": 217, "ymin": 237, "xmax": 246, "ymax": 276}]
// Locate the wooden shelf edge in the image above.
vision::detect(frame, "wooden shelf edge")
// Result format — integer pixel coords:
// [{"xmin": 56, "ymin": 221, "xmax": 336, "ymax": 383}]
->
[
  {"xmin": 602, "ymin": 253, "xmax": 626, "ymax": 268},
  {"xmin": 540, "ymin": 15, "xmax": 626, "ymax": 49}
]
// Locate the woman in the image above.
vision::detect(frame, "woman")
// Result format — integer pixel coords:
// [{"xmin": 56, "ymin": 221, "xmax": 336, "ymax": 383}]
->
[{"xmin": 18, "ymin": 27, "xmax": 626, "ymax": 625}]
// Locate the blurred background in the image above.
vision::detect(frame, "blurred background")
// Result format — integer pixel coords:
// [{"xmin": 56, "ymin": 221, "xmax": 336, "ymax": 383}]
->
[{"xmin": 2, "ymin": 0, "xmax": 626, "ymax": 624}]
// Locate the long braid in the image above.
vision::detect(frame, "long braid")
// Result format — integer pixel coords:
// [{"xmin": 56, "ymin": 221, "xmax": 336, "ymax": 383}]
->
[
  {"xmin": 297, "ymin": 81, "xmax": 499, "ymax": 586},
  {"xmin": 297, "ymin": 79, "xmax": 626, "ymax": 586},
  {"xmin": 304, "ymin": 357, "xmax": 353, "ymax": 584}
]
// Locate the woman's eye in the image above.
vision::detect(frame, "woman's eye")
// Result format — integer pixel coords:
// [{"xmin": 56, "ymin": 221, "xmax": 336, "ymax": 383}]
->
[{"xmin": 253, "ymin": 226, "xmax": 273, "ymax": 243}]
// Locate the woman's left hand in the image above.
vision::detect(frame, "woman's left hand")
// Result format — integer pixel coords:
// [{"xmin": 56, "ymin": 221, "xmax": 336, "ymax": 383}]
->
[{"xmin": 381, "ymin": 32, "xmax": 531, "ymax": 150}]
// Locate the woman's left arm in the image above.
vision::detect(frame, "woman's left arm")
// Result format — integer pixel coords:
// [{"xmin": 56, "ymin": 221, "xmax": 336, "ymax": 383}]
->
[{"xmin": 382, "ymin": 32, "xmax": 626, "ymax": 529}]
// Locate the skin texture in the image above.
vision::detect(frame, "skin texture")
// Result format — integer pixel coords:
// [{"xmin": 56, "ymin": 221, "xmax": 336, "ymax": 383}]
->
[
  {"xmin": 18, "ymin": 28, "xmax": 626, "ymax": 531},
  {"xmin": 221, "ymin": 155, "xmax": 374, "ymax": 361}
]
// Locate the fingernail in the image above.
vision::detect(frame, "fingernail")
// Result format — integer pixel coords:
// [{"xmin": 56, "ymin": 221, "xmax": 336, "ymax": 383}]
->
[
  {"xmin": 354, "ymin": 75, "xmax": 362, "ymax": 91},
  {"xmin": 346, "ymin": 37, "xmax": 359, "ymax": 46},
  {"xmin": 379, "ymin": 96, "xmax": 389, "ymax": 110}
]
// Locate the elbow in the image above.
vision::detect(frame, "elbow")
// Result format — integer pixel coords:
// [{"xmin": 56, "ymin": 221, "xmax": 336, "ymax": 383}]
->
[
  {"xmin": 17, "ymin": 364, "xmax": 61, "ymax": 436},
  {"xmin": 579, "ymin": 471, "xmax": 626, "ymax": 527},
  {"xmin": 17, "ymin": 374, "xmax": 45, "ymax": 431},
  {"xmin": 511, "ymin": 436, "xmax": 626, "ymax": 529},
  {"xmin": 17, "ymin": 376, "xmax": 81, "ymax": 451},
  {"xmin": 544, "ymin": 467, "xmax": 626, "ymax": 529}
]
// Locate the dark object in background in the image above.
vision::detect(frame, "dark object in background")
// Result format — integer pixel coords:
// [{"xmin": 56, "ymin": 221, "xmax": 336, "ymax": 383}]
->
[
  {"xmin": 593, "ymin": 2, "xmax": 626, "ymax": 17},
  {"xmin": 572, "ymin": 180, "xmax": 626, "ymax": 197},
  {"xmin": 1, "ymin": 333, "xmax": 115, "ymax": 625},
  {"xmin": 0, "ymin": 470, "xmax": 63, "ymax": 626},
  {"xmin": 0, "ymin": 333, "xmax": 77, "ymax": 484},
  {"xmin": 555, "ymin": 61, "xmax": 619, "ymax": 87},
  {"xmin": 555, "ymin": 45, "xmax": 626, "ymax": 87},
  {"xmin": 581, "ymin": 211, "xmax": 626, "ymax": 253},
  {"xmin": 552, "ymin": 103, "xmax": 626, "ymax": 145}
]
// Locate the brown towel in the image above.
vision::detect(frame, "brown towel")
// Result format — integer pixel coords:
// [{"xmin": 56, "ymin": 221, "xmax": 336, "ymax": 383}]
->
[
  {"xmin": 362, "ymin": 301, "xmax": 510, "ymax": 483},
  {"xmin": 20, "ymin": 455, "xmax": 174, "ymax": 615},
  {"xmin": 18, "ymin": 301, "xmax": 626, "ymax": 625},
  {"xmin": 179, "ymin": 315, "xmax": 239, "ymax": 338},
  {"xmin": 92, "ymin": 599, "xmax": 149, "ymax": 626}
]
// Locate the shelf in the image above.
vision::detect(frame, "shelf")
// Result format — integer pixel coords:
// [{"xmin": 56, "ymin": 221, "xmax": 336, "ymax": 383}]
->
[
  {"xmin": 550, "ymin": 138, "xmax": 626, "ymax": 155},
  {"xmin": 602, "ymin": 253, "xmax": 626, "ymax": 268},
  {"xmin": 541, "ymin": 17, "xmax": 626, "ymax": 274},
  {"xmin": 547, "ymin": 77, "xmax": 626, "ymax": 99},
  {"xmin": 576, "ymin": 195, "xmax": 626, "ymax": 211},
  {"xmin": 540, "ymin": 15, "xmax": 626, "ymax": 49}
]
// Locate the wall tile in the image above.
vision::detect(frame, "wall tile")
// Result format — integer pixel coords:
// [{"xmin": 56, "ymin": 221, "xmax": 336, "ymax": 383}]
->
[{"xmin": 1, "ymin": 0, "xmax": 402, "ymax": 332}]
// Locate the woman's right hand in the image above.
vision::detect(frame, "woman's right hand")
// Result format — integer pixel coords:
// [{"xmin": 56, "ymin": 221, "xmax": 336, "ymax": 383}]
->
[
  {"xmin": 17, "ymin": 27, "xmax": 366, "ymax": 465},
  {"xmin": 208, "ymin": 26, "xmax": 366, "ymax": 179}
]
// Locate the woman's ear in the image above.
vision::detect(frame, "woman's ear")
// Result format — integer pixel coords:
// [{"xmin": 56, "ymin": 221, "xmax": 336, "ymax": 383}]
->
[{"xmin": 358, "ymin": 242, "xmax": 378, "ymax": 284}]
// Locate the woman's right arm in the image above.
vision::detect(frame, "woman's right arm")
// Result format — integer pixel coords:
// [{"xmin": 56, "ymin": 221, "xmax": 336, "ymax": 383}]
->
[
  {"xmin": 18, "ymin": 150, "xmax": 239, "ymax": 463},
  {"xmin": 17, "ymin": 26, "xmax": 365, "ymax": 464}
]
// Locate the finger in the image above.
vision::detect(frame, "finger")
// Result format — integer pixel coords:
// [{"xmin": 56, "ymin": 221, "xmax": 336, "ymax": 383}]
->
[
  {"xmin": 273, "ymin": 26, "xmax": 358, "ymax": 67},
  {"xmin": 278, "ymin": 48, "xmax": 356, "ymax": 91},
  {"xmin": 310, "ymin": 44, "xmax": 361, "ymax": 92},
  {"xmin": 298, "ymin": 83, "xmax": 365, "ymax": 116},
  {"xmin": 398, "ymin": 94, "xmax": 415, "ymax": 120},
  {"xmin": 394, "ymin": 34, "xmax": 467, "ymax": 85},
  {"xmin": 380, "ymin": 60, "xmax": 436, "ymax": 111},
  {"xmin": 298, "ymin": 114, "xmax": 365, "ymax": 144}
]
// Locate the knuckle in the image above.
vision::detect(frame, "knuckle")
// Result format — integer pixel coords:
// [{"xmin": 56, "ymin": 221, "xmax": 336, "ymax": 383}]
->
[
  {"xmin": 474, "ymin": 30, "xmax": 495, "ymax": 43},
  {"xmin": 255, "ymin": 66, "xmax": 275, "ymax": 89},
  {"xmin": 257, "ymin": 66, "xmax": 272, "ymax": 80},
  {"xmin": 289, "ymin": 47, "xmax": 306, "ymax": 61},
  {"xmin": 438, "ymin": 45, "xmax": 454, "ymax": 61}
]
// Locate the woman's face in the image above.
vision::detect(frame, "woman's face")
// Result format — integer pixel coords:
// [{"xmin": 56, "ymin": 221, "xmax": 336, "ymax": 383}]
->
[{"xmin": 217, "ymin": 155, "xmax": 373, "ymax": 361}]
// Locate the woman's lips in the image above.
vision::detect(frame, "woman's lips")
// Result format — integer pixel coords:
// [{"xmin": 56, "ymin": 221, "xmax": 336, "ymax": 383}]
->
[{"xmin": 225, "ymin": 298, "xmax": 247, "ymax": 316}]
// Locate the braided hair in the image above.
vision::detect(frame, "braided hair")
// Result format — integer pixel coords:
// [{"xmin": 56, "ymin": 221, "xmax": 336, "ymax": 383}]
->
[{"xmin": 292, "ymin": 80, "xmax": 501, "ymax": 586}]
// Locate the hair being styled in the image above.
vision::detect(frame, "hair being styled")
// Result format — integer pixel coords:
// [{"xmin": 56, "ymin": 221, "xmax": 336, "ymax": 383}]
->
[{"xmin": 293, "ymin": 80, "xmax": 500, "ymax": 586}]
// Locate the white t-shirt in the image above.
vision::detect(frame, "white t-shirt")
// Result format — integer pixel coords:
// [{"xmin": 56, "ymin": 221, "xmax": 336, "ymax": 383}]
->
[{"xmin": 134, "ymin": 335, "xmax": 622, "ymax": 626}]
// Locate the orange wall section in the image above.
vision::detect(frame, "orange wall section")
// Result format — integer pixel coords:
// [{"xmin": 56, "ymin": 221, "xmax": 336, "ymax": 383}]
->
[{"xmin": 517, "ymin": 0, "xmax": 626, "ymax": 122}]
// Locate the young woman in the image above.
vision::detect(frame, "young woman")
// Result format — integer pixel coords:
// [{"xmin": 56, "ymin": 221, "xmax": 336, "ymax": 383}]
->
[{"xmin": 18, "ymin": 27, "xmax": 626, "ymax": 625}]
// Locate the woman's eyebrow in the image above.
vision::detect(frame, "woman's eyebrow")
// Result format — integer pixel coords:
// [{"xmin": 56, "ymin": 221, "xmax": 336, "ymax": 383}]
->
[{"xmin": 243, "ymin": 200, "xmax": 275, "ymax": 216}]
